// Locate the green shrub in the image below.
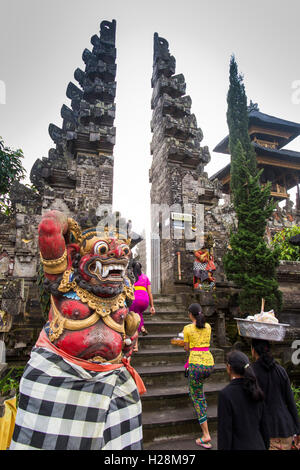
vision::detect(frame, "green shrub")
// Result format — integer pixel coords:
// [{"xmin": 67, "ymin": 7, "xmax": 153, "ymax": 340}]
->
[
  {"xmin": 0, "ymin": 366, "xmax": 25, "ymax": 404},
  {"xmin": 292, "ymin": 384, "xmax": 300, "ymax": 417},
  {"xmin": 272, "ymin": 226, "xmax": 300, "ymax": 261},
  {"xmin": 0, "ymin": 137, "xmax": 26, "ymax": 216}
]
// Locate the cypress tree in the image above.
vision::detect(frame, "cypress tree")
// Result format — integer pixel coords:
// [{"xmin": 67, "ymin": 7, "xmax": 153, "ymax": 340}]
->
[
  {"xmin": 226, "ymin": 56, "xmax": 257, "ymax": 193},
  {"xmin": 223, "ymin": 56, "xmax": 282, "ymax": 315}
]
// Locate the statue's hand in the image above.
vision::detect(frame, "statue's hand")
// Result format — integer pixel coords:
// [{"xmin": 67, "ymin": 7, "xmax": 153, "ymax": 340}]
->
[{"xmin": 38, "ymin": 210, "xmax": 68, "ymax": 273}]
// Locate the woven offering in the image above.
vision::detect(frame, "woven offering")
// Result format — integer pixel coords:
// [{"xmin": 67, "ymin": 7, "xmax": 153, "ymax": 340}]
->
[
  {"xmin": 235, "ymin": 299, "xmax": 290, "ymax": 342},
  {"xmin": 171, "ymin": 332, "xmax": 184, "ymax": 347}
]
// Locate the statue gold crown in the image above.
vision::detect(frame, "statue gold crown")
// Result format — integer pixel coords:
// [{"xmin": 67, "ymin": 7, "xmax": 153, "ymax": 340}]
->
[{"xmin": 67, "ymin": 218, "xmax": 132, "ymax": 254}]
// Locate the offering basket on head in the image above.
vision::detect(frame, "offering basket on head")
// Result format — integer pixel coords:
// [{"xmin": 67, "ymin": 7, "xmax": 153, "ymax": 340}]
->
[{"xmin": 234, "ymin": 299, "xmax": 290, "ymax": 342}]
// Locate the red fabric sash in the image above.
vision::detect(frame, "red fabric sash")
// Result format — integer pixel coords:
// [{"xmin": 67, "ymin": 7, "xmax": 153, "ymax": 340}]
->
[{"xmin": 35, "ymin": 329, "xmax": 146, "ymax": 395}]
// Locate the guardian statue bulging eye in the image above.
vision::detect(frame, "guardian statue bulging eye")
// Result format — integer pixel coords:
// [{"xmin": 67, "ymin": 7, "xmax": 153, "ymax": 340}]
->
[
  {"xmin": 94, "ymin": 240, "xmax": 109, "ymax": 255},
  {"xmin": 120, "ymin": 244, "xmax": 130, "ymax": 256}
]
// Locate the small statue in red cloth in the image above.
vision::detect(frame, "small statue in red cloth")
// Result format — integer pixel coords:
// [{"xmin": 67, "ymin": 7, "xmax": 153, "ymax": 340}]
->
[{"xmin": 193, "ymin": 246, "xmax": 216, "ymax": 291}]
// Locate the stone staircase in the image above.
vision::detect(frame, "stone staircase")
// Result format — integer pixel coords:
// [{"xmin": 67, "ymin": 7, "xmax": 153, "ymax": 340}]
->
[{"xmin": 130, "ymin": 293, "xmax": 229, "ymax": 449}]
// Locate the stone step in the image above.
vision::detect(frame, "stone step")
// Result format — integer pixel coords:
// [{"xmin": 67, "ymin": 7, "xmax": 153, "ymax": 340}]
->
[
  {"xmin": 132, "ymin": 347, "xmax": 225, "ymax": 367},
  {"xmin": 143, "ymin": 317, "xmax": 218, "ymax": 332},
  {"xmin": 142, "ymin": 403, "xmax": 218, "ymax": 444},
  {"xmin": 143, "ymin": 321, "xmax": 189, "ymax": 334},
  {"xmin": 136, "ymin": 363, "xmax": 228, "ymax": 388},
  {"xmin": 142, "ymin": 322, "xmax": 219, "ymax": 347},
  {"xmin": 152, "ymin": 294, "xmax": 178, "ymax": 303},
  {"xmin": 151, "ymin": 298, "xmax": 186, "ymax": 305},
  {"xmin": 143, "ymin": 311, "xmax": 188, "ymax": 321},
  {"xmin": 141, "ymin": 381, "xmax": 226, "ymax": 413},
  {"xmin": 147, "ymin": 303, "xmax": 188, "ymax": 313},
  {"xmin": 138, "ymin": 334, "xmax": 219, "ymax": 351},
  {"xmin": 132, "ymin": 349, "xmax": 188, "ymax": 368},
  {"xmin": 144, "ymin": 431, "xmax": 218, "ymax": 450},
  {"xmin": 138, "ymin": 333, "xmax": 180, "ymax": 350},
  {"xmin": 138, "ymin": 333, "xmax": 218, "ymax": 351}
]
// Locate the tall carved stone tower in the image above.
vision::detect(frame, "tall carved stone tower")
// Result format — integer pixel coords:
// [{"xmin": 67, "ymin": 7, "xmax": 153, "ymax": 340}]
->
[
  {"xmin": 30, "ymin": 19, "xmax": 117, "ymax": 217},
  {"xmin": 0, "ymin": 20, "xmax": 120, "ymax": 362},
  {"xmin": 149, "ymin": 33, "xmax": 221, "ymax": 294}
]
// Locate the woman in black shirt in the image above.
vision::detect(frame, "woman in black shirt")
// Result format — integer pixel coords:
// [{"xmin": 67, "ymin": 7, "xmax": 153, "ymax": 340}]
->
[
  {"xmin": 218, "ymin": 350, "xmax": 269, "ymax": 450},
  {"xmin": 251, "ymin": 338, "xmax": 300, "ymax": 450}
]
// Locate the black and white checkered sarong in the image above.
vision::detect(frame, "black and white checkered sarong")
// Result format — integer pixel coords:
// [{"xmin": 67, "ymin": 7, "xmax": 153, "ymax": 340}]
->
[{"xmin": 10, "ymin": 347, "xmax": 143, "ymax": 450}]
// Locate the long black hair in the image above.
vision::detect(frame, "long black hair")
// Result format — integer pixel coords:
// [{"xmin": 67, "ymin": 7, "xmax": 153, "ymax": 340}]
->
[
  {"xmin": 227, "ymin": 350, "xmax": 264, "ymax": 402},
  {"xmin": 251, "ymin": 338, "xmax": 275, "ymax": 370},
  {"xmin": 133, "ymin": 261, "xmax": 142, "ymax": 282},
  {"xmin": 188, "ymin": 303, "xmax": 205, "ymax": 329}
]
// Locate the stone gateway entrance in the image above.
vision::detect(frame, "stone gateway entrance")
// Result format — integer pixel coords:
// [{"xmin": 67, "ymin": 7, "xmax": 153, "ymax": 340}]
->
[{"xmin": 0, "ymin": 19, "xmax": 299, "ymax": 450}]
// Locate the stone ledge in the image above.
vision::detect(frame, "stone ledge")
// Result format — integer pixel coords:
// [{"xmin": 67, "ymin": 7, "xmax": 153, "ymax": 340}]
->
[{"xmin": 277, "ymin": 260, "xmax": 300, "ymax": 277}]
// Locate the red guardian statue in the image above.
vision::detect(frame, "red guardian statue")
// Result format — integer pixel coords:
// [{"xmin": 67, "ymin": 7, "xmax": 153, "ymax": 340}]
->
[{"xmin": 10, "ymin": 210, "xmax": 145, "ymax": 450}]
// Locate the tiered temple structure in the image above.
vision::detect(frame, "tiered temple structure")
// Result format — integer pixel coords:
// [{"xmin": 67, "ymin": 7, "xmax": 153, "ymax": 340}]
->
[
  {"xmin": 7, "ymin": 20, "xmax": 119, "ymax": 296},
  {"xmin": 149, "ymin": 33, "xmax": 222, "ymax": 293},
  {"xmin": 211, "ymin": 104, "xmax": 300, "ymax": 204},
  {"xmin": 30, "ymin": 19, "xmax": 117, "ymax": 215}
]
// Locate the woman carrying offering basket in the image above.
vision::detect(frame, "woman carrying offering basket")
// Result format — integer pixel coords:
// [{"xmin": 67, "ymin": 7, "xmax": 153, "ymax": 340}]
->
[
  {"xmin": 183, "ymin": 303, "xmax": 214, "ymax": 449},
  {"xmin": 234, "ymin": 298, "xmax": 300, "ymax": 450}
]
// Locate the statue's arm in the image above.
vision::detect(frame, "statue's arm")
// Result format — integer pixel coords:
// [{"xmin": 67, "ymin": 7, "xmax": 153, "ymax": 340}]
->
[{"xmin": 38, "ymin": 210, "xmax": 69, "ymax": 275}]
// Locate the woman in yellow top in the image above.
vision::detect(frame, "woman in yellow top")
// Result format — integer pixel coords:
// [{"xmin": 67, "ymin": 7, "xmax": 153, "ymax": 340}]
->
[{"xmin": 183, "ymin": 303, "xmax": 214, "ymax": 449}]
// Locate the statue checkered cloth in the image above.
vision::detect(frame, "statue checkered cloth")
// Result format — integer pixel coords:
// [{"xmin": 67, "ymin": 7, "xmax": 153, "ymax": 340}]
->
[{"xmin": 10, "ymin": 347, "xmax": 143, "ymax": 450}]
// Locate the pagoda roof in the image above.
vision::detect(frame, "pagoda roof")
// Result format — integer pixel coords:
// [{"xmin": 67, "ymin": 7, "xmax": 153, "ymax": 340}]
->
[
  {"xmin": 214, "ymin": 110, "xmax": 300, "ymax": 153},
  {"xmin": 210, "ymin": 142, "xmax": 300, "ymax": 181},
  {"xmin": 210, "ymin": 162, "xmax": 231, "ymax": 182},
  {"xmin": 254, "ymin": 142, "xmax": 300, "ymax": 161}
]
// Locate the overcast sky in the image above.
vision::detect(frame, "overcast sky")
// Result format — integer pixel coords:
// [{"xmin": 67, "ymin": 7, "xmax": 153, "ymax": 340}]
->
[{"xmin": 1, "ymin": 0, "xmax": 300, "ymax": 245}]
